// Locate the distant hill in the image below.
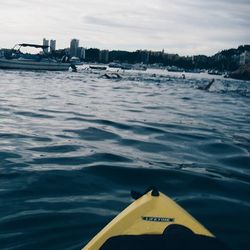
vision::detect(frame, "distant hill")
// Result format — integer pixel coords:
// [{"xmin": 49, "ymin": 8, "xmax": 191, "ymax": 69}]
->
[
  {"xmin": 214, "ymin": 45, "xmax": 250, "ymax": 57},
  {"xmin": 209, "ymin": 45, "xmax": 250, "ymax": 72}
]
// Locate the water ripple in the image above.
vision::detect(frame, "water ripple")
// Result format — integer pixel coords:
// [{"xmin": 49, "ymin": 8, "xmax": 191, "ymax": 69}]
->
[{"xmin": 0, "ymin": 69, "xmax": 250, "ymax": 250}]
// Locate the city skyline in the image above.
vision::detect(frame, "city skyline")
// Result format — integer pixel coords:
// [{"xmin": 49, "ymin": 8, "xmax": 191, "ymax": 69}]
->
[{"xmin": 0, "ymin": 0, "xmax": 249, "ymax": 56}]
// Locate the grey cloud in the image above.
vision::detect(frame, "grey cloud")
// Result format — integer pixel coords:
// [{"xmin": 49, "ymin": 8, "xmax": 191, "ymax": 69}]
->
[
  {"xmin": 83, "ymin": 16, "xmax": 156, "ymax": 32},
  {"xmin": 0, "ymin": 0, "xmax": 249, "ymax": 55}
]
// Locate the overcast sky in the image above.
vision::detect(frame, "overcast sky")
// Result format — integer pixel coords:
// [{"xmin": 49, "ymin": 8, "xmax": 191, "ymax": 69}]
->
[{"xmin": 0, "ymin": 0, "xmax": 249, "ymax": 55}]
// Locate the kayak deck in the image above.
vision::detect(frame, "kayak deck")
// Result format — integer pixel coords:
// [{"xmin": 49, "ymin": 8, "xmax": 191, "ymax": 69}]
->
[{"xmin": 83, "ymin": 189, "xmax": 213, "ymax": 250}]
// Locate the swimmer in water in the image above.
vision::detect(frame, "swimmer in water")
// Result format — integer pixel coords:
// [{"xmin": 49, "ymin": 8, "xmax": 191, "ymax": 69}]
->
[
  {"xmin": 198, "ymin": 78, "xmax": 215, "ymax": 91},
  {"xmin": 101, "ymin": 73, "xmax": 122, "ymax": 79}
]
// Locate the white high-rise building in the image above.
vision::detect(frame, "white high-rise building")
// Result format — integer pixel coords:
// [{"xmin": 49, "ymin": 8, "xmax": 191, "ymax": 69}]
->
[
  {"xmin": 77, "ymin": 47, "xmax": 85, "ymax": 60},
  {"xmin": 70, "ymin": 39, "xmax": 79, "ymax": 57},
  {"xmin": 43, "ymin": 38, "xmax": 49, "ymax": 53},
  {"xmin": 50, "ymin": 40, "xmax": 56, "ymax": 52},
  {"xmin": 99, "ymin": 50, "xmax": 109, "ymax": 63}
]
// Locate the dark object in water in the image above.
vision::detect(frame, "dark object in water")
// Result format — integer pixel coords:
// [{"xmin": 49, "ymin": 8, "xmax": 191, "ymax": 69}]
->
[
  {"xmin": 71, "ymin": 64, "xmax": 77, "ymax": 72},
  {"xmin": 198, "ymin": 79, "xmax": 215, "ymax": 91},
  {"xmin": 90, "ymin": 66, "xmax": 107, "ymax": 70},
  {"xmin": 204, "ymin": 78, "xmax": 215, "ymax": 90},
  {"xmin": 101, "ymin": 73, "xmax": 122, "ymax": 79}
]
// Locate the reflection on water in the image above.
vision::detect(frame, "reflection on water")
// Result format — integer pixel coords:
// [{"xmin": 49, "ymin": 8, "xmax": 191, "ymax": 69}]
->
[{"xmin": 0, "ymin": 68, "xmax": 249, "ymax": 250}]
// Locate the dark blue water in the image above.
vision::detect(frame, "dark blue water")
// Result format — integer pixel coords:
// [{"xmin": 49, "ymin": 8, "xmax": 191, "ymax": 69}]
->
[{"xmin": 0, "ymin": 68, "xmax": 249, "ymax": 250}]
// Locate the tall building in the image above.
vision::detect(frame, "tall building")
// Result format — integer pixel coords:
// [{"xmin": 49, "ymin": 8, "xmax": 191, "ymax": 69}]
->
[
  {"xmin": 77, "ymin": 47, "xmax": 86, "ymax": 60},
  {"xmin": 50, "ymin": 40, "xmax": 56, "ymax": 52},
  {"xmin": 70, "ymin": 39, "xmax": 79, "ymax": 57},
  {"xmin": 43, "ymin": 38, "xmax": 49, "ymax": 53},
  {"xmin": 99, "ymin": 50, "xmax": 109, "ymax": 63}
]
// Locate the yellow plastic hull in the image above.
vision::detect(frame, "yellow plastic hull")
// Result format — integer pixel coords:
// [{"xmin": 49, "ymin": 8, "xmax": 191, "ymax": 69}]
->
[{"xmin": 82, "ymin": 190, "xmax": 213, "ymax": 250}]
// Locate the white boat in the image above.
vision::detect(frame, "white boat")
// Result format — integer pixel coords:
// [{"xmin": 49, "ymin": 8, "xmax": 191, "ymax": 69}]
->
[
  {"xmin": 0, "ymin": 43, "xmax": 71, "ymax": 71},
  {"xmin": 133, "ymin": 63, "xmax": 147, "ymax": 71},
  {"xmin": 167, "ymin": 66, "xmax": 184, "ymax": 72},
  {"xmin": 70, "ymin": 57, "xmax": 83, "ymax": 66},
  {"xmin": 0, "ymin": 57, "xmax": 71, "ymax": 71},
  {"xmin": 120, "ymin": 63, "xmax": 132, "ymax": 70},
  {"xmin": 109, "ymin": 62, "xmax": 121, "ymax": 68}
]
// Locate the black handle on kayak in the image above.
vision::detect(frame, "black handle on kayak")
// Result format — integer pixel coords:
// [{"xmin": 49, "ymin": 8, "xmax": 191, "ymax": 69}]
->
[{"xmin": 131, "ymin": 186, "xmax": 159, "ymax": 200}]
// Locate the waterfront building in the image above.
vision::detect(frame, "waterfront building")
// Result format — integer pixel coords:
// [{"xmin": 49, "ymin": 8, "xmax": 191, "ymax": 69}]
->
[
  {"xmin": 50, "ymin": 40, "xmax": 56, "ymax": 52},
  {"xmin": 77, "ymin": 47, "xmax": 85, "ymax": 60},
  {"xmin": 240, "ymin": 51, "xmax": 250, "ymax": 65},
  {"xmin": 150, "ymin": 50, "xmax": 163, "ymax": 57},
  {"xmin": 43, "ymin": 38, "xmax": 49, "ymax": 53},
  {"xmin": 70, "ymin": 39, "xmax": 79, "ymax": 57},
  {"xmin": 99, "ymin": 50, "xmax": 109, "ymax": 63}
]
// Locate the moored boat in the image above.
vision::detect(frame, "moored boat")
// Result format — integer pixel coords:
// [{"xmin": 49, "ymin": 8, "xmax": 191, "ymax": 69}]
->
[
  {"xmin": 208, "ymin": 69, "xmax": 223, "ymax": 75},
  {"xmin": 0, "ymin": 43, "xmax": 71, "ymax": 71},
  {"xmin": 133, "ymin": 63, "xmax": 147, "ymax": 71},
  {"xmin": 167, "ymin": 66, "xmax": 184, "ymax": 72},
  {"xmin": 70, "ymin": 56, "xmax": 83, "ymax": 66}
]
